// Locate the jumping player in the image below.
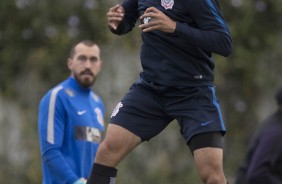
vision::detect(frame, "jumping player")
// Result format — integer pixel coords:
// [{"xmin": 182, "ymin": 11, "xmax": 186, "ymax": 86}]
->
[{"xmin": 87, "ymin": 0, "xmax": 232, "ymax": 183}]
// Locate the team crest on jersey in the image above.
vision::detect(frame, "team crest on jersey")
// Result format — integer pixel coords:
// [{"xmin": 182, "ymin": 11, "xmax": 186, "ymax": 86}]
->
[
  {"xmin": 111, "ymin": 102, "xmax": 123, "ymax": 118},
  {"xmin": 161, "ymin": 0, "xmax": 174, "ymax": 9},
  {"xmin": 65, "ymin": 89, "xmax": 75, "ymax": 97}
]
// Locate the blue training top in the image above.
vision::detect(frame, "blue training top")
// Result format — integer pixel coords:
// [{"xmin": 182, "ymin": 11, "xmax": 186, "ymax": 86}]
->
[
  {"xmin": 38, "ymin": 77, "xmax": 105, "ymax": 184},
  {"xmin": 111, "ymin": 0, "xmax": 232, "ymax": 86}
]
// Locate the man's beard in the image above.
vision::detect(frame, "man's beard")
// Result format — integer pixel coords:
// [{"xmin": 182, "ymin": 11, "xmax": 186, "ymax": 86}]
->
[{"xmin": 74, "ymin": 70, "xmax": 96, "ymax": 88}]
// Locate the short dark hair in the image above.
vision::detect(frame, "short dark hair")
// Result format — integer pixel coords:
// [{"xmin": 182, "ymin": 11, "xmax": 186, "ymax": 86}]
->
[
  {"xmin": 275, "ymin": 86, "xmax": 282, "ymax": 105},
  {"xmin": 69, "ymin": 40, "xmax": 97, "ymax": 58}
]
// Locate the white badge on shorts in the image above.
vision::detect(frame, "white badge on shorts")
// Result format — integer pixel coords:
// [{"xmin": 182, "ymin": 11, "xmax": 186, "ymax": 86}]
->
[
  {"xmin": 111, "ymin": 102, "xmax": 123, "ymax": 118},
  {"xmin": 161, "ymin": 0, "xmax": 174, "ymax": 9}
]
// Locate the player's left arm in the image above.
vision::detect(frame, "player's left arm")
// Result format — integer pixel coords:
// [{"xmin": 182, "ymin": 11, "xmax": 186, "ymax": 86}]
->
[
  {"xmin": 176, "ymin": 0, "xmax": 232, "ymax": 56},
  {"xmin": 139, "ymin": 0, "xmax": 232, "ymax": 57}
]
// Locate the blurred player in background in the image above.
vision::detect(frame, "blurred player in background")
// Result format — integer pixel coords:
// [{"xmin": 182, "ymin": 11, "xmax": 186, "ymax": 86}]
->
[
  {"xmin": 235, "ymin": 86, "xmax": 282, "ymax": 184},
  {"xmin": 87, "ymin": 0, "xmax": 232, "ymax": 183},
  {"xmin": 38, "ymin": 40, "xmax": 105, "ymax": 184}
]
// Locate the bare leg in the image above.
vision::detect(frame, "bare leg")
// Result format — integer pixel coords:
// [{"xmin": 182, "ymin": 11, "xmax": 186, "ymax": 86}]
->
[
  {"xmin": 95, "ymin": 124, "xmax": 142, "ymax": 167},
  {"xmin": 193, "ymin": 147, "xmax": 227, "ymax": 184},
  {"xmin": 87, "ymin": 124, "xmax": 142, "ymax": 184}
]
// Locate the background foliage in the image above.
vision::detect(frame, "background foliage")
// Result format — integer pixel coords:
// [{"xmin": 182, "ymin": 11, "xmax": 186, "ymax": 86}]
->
[{"xmin": 1, "ymin": 0, "xmax": 282, "ymax": 183}]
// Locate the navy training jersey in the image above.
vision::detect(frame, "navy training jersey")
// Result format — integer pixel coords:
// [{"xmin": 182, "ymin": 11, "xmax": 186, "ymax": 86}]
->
[
  {"xmin": 38, "ymin": 77, "xmax": 105, "ymax": 184},
  {"xmin": 111, "ymin": 0, "xmax": 233, "ymax": 86}
]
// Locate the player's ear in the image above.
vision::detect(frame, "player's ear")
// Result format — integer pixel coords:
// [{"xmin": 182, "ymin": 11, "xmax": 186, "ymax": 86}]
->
[
  {"xmin": 99, "ymin": 59, "xmax": 103, "ymax": 68},
  {"xmin": 67, "ymin": 58, "xmax": 73, "ymax": 70}
]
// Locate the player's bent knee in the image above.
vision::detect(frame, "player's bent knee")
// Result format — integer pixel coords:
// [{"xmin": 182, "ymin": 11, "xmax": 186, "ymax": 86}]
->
[
  {"xmin": 197, "ymin": 164, "xmax": 226, "ymax": 184},
  {"xmin": 198, "ymin": 168, "xmax": 225, "ymax": 184}
]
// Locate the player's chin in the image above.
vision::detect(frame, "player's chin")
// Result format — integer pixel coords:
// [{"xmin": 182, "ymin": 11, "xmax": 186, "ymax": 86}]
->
[{"xmin": 79, "ymin": 76, "xmax": 95, "ymax": 88}]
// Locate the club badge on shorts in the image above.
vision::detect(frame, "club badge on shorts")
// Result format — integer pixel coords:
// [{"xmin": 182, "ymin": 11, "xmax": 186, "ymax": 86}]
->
[{"xmin": 161, "ymin": 0, "xmax": 174, "ymax": 9}]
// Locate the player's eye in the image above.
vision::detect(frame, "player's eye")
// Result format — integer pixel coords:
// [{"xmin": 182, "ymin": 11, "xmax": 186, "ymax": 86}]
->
[
  {"xmin": 90, "ymin": 57, "xmax": 98, "ymax": 63},
  {"xmin": 77, "ymin": 55, "xmax": 87, "ymax": 62}
]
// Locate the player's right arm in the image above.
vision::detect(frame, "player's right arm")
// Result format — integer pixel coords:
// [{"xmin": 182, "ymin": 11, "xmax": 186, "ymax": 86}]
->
[
  {"xmin": 107, "ymin": 0, "xmax": 139, "ymax": 35},
  {"xmin": 107, "ymin": 4, "xmax": 125, "ymax": 31},
  {"xmin": 38, "ymin": 87, "xmax": 79, "ymax": 183}
]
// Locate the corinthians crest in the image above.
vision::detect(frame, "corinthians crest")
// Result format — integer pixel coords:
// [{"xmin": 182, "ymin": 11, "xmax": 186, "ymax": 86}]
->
[{"xmin": 161, "ymin": 0, "xmax": 174, "ymax": 9}]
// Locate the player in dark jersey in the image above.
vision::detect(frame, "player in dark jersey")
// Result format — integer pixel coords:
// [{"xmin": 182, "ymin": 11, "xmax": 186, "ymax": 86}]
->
[{"xmin": 87, "ymin": 0, "xmax": 232, "ymax": 183}]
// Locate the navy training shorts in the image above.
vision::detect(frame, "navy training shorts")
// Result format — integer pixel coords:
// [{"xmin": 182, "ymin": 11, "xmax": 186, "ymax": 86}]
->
[{"xmin": 110, "ymin": 78, "xmax": 226, "ymax": 145}]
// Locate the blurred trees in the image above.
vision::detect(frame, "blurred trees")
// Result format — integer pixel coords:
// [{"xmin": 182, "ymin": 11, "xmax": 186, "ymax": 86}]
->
[
  {"xmin": 0, "ymin": 0, "xmax": 111, "ymax": 94},
  {"xmin": 215, "ymin": 1, "xmax": 282, "ymax": 181},
  {"xmin": 1, "ymin": 0, "xmax": 112, "ymax": 183},
  {"xmin": 1, "ymin": 0, "xmax": 282, "ymax": 183}
]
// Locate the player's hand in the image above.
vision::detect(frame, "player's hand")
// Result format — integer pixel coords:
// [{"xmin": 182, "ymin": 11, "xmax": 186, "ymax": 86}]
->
[
  {"xmin": 73, "ymin": 178, "xmax": 87, "ymax": 184},
  {"xmin": 107, "ymin": 4, "xmax": 125, "ymax": 30},
  {"xmin": 139, "ymin": 7, "xmax": 176, "ymax": 33}
]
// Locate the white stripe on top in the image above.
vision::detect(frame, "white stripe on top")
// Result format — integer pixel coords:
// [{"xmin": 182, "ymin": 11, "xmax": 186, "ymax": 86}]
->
[{"xmin": 47, "ymin": 85, "xmax": 63, "ymax": 144}]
